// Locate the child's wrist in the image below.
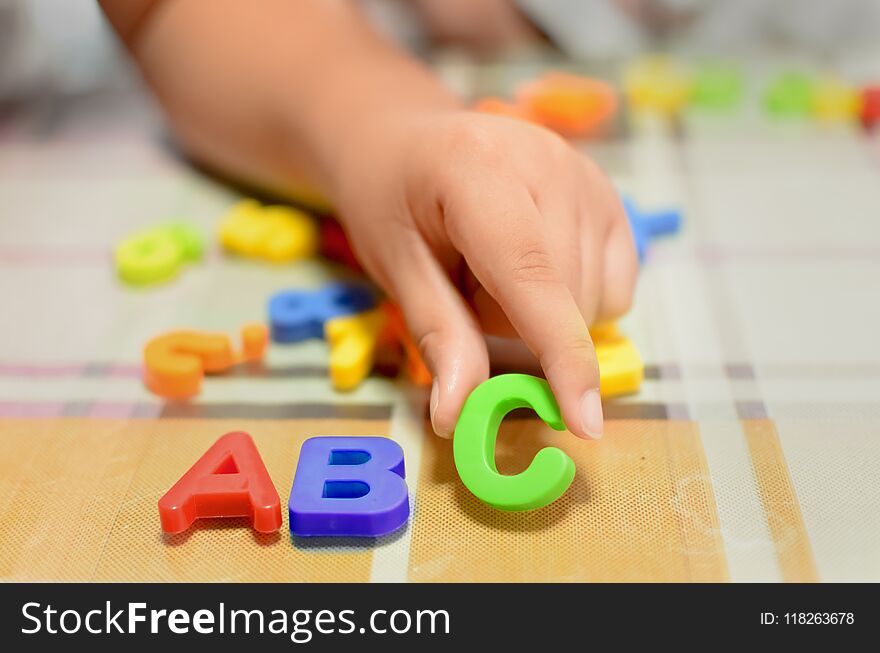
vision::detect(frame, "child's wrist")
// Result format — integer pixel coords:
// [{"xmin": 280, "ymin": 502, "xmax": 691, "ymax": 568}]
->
[{"xmin": 278, "ymin": 53, "xmax": 463, "ymax": 201}]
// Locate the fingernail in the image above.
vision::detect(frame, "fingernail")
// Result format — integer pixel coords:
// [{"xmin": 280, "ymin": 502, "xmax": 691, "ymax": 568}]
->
[
  {"xmin": 579, "ymin": 389, "xmax": 604, "ymax": 440},
  {"xmin": 430, "ymin": 378, "xmax": 452, "ymax": 438}
]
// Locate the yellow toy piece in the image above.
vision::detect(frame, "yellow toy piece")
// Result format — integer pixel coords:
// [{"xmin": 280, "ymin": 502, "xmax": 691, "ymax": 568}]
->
[
  {"xmin": 812, "ymin": 78, "xmax": 862, "ymax": 122},
  {"xmin": 325, "ymin": 308, "xmax": 387, "ymax": 391},
  {"xmin": 590, "ymin": 323, "xmax": 644, "ymax": 397},
  {"xmin": 219, "ymin": 199, "xmax": 318, "ymax": 263},
  {"xmin": 623, "ymin": 55, "xmax": 692, "ymax": 116}
]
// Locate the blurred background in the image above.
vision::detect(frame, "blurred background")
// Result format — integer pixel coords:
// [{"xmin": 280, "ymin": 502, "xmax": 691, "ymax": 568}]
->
[{"xmin": 2, "ymin": 0, "xmax": 880, "ymax": 102}]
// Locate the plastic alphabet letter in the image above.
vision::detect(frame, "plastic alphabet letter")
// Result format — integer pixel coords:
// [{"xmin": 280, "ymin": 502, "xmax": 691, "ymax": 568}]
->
[
  {"xmin": 324, "ymin": 308, "xmax": 387, "ymax": 391},
  {"xmin": 219, "ymin": 199, "xmax": 318, "ymax": 262},
  {"xmin": 158, "ymin": 431, "xmax": 282, "ymax": 534},
  {"xmin": 691, "ymin": 63, "xmax": 743, "ymax": 110},
  {"xmin": 765, "ymin": 72, "xmax": 814, "ymax": 117},
  {"xmin": 378, "ymin": 302, "xmax": 431, "ymax": 386},
  {"xmin": 268, "ymin": 282, "xmax": 375, "ymax": 343},
  {"xmin": 453, "ymin": 374, "xmax": 575, "ymax": 512},
  {"xmin": 318, "ymin": 218, "xmax": 363, "ymax": 271},
  {"xmin": 622, "ymin": 195, "xmax": 682, "ymax": 263},
  {"xmin": 812, "ymin": 78, "xmax": 861, "ymax": 122},
  {"xmin": 289, "ymin": 436, "xmax": 409, "ymax": 537},
  {"xmin": 624, "ymin": 55, "xmax": 692, "ymax": 116},
  {"xmin": 515, "ymin": 72, "xmax": 617, "ymax": 137},
  {"xmin": 115, "ymin": 222, "xmax": 203, "ymax": 286},
  {"xmin": 143, "ymin": 323, "xmax": 268, "ymax": 399},
  {"xmin": 861, "ymin": 85, "xmax": 880, "ymax": 131},
  {"xmin": 590, "ymin": 322, "xmax": 645, "ymax": 397}
]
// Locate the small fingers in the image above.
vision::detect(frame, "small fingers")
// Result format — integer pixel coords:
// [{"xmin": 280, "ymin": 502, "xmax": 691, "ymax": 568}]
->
[
  {"xmin": 444, "ymin": 180, "xmax": 604, "ymax": 439},
  {"xmin": 386, "ymin": 236, "xmax": 490, "ymax": 438}
]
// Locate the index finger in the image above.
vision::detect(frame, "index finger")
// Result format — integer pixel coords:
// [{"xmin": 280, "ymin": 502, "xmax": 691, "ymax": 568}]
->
[{"xmin": 443, "ymin": 179, "xmax": 604, "ymax": 439}]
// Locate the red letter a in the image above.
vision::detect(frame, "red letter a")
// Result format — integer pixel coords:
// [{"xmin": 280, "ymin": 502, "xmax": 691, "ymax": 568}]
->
[{"xmin": 158, "ymin": 431, "xmax": 281, "ymax": 533}]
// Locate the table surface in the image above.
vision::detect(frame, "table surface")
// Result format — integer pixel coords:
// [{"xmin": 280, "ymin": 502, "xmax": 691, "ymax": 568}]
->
[{"xmin": 1, "ymin": 59, "xmax": 879, "ymax": 582}]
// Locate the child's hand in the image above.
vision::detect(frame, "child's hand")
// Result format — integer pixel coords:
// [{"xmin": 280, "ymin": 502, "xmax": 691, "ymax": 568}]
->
[
  {"xmin": 333, "ymin": 111, "xmax": 638, "ymax": 440},
  {"xmin": 99, "ymin": 0, "xmax": 636, "ymax": 439}
]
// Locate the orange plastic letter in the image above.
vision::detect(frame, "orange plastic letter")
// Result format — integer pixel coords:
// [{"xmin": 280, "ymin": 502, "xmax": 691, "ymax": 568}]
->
[
  {"xmin": 143, "ymin": 324, "xmax": 268, "ymax": 399},
  {"xmin": 380, "ymin": 302, "xmax": 431, "ymax": 386}
]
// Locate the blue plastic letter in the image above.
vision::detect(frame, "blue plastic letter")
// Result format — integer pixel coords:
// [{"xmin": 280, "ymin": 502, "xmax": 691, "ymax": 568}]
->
[
  {"xmin": 269, "ymin": 282, "xmax": 375, "ymax": 343},
  {"xmin": 622, "ymin": 195, "xmax": 682, "ymax": 263},
  {"xmin": 289, "ymin": 436, "xmax": 409, "ymax": 537}
]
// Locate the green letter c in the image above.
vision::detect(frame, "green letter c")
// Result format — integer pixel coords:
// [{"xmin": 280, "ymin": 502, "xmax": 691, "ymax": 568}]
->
[{"xmin": 453, "ymin": 374, "xmax": 575, "ymax": 511}]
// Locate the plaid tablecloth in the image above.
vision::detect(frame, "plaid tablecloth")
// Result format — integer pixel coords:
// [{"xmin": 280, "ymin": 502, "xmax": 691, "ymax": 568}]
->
[{"xmin": 1, "ymin": 60, "xmax": 878, "ymax": 582}]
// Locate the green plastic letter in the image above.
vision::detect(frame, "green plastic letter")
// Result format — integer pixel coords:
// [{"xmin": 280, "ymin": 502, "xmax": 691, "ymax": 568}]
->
[
  {"xmin": 453, "ymin": 374, "xmax": 575, "ymax": 512},
  {"xmin": 115, "ymin": 222, "xmax": 203, "ymax": 286}
]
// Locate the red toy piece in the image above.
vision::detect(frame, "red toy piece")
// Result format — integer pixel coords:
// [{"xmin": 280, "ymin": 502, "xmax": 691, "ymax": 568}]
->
[
  {"xmin": 158, "ymin": 431, "xmax": 282, "ymax": 534},
  {"xmin": 319, "ymin": 217, "xmax": 363, "ymax": 272},
  {"xmin": 861, "ymin": 85, "xmax": 880, "ymax": 131}
]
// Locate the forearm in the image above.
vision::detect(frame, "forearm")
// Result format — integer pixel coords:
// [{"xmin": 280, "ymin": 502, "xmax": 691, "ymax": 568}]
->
[{"xmin": 100, "ymin": 0, "xmax": 460, "ymax": 201}]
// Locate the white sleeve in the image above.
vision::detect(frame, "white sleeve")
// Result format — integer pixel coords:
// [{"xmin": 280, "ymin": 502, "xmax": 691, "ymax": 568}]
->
[
  {"xmin": 0, "ymin": 0, "xmax": 124, "ymax": 100},
  {"xmin": 514, "ymin": 0, "xmax": 646, "ymax": 58}
]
